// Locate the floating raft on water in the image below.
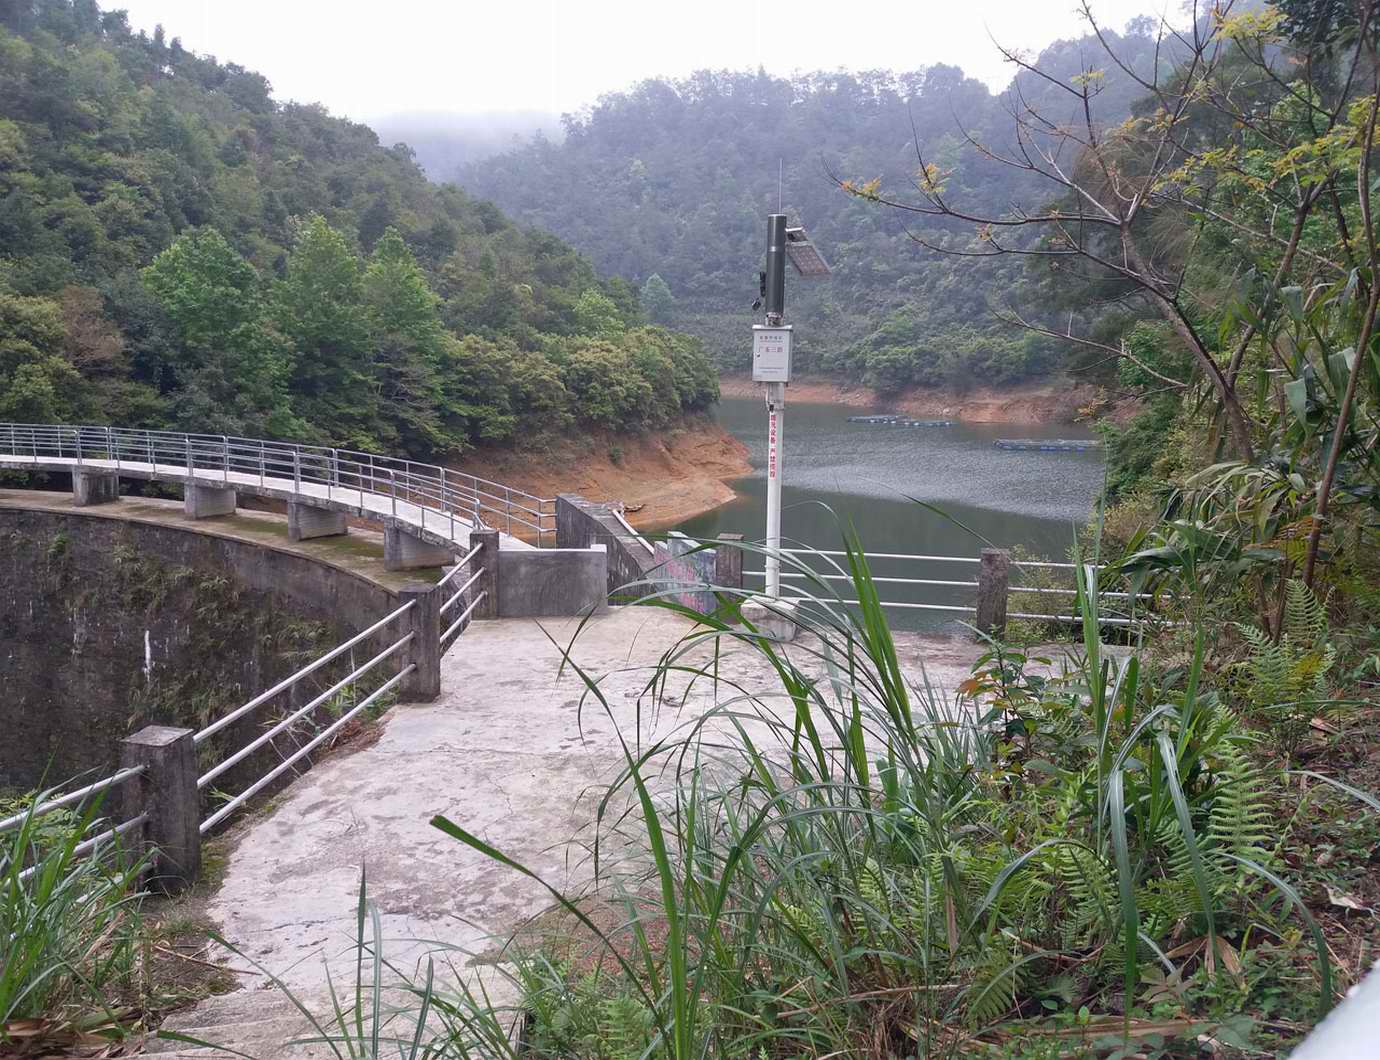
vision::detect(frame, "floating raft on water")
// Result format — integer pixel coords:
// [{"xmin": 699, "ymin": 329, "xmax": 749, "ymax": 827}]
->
[
  {"xmin": 995, "ymin": 438, "xmax": 1103, "ymax": 452},
  {"xmin": 847, "ymin": 415, "xmax": 954, "ymax": 428}
]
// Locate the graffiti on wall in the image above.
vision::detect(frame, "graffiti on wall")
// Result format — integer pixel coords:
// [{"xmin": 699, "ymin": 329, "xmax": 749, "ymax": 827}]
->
[{"xmin": 651, "ymin": 532, "xmax": 718, "ymax": 614}]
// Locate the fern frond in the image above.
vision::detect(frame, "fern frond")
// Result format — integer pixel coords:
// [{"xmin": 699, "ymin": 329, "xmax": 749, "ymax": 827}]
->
[
  {"xmin": 959, "ymin": 935, "xmax": 1030, "ymax": 1028},
  {"xmin": 1283, "ymin": 579, "xmax": 1328, "ymax": 648},
  {"xmin": 1207, "ymin": 739, "xmax": 1274, "ymax": 880}
]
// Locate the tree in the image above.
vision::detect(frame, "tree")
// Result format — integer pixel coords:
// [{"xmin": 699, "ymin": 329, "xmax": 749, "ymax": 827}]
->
[
  {"xmin": 560, "ymin": 340, "xmax": 653, "ymax": 430},
  {"xmin": 573, "ymin": 287, "xmax": 626, "ymax": 338},
  {"xmin": 0, "ymin": 290, "xmax": 83, "ymax": 421},
  {"xmin": 640, "ymin": 272, "xmax": 675, "ymax": 324},
  {"xmin": 361, "ymin": 228, "xmax": 447, "ymax": 453},
  {"xmin": 142, "ymin": 228, "xmax": 260, "ymax": 351},
  {"xmin": 272, "ymin": 215, "xmax": 373, "ymax": 445},
  {"xmin": 143, "ymin": 229, "xmax": 294, "ymax": 435},
  {"xmin": 833, "ymin": 3, "xmax": 1374, "ymax": 458},
  {"xmin": 58, "ymin": 286, "xmax": 123, "ymax": 375},
  {"xmin": 0, "ymin": 4, "xmax": 719, "ymax": 454}
]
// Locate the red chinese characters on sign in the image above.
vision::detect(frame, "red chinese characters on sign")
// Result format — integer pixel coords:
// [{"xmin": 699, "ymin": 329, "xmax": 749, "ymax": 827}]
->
[{"xmin": 768, "ymin": 409, "xmax": 778, "ymax": 479}]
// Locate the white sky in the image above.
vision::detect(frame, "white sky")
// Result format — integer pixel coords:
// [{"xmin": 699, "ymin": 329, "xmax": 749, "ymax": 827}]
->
[{"xmin": 110, "ymin": 0, "xmax": 1166, "ymax": 123}]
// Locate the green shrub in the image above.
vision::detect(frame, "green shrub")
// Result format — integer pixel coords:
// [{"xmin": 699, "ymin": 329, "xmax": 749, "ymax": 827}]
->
[
  {"xmin": 0, "ymin": 796, "xmax": 146, "ymax": 1039},
  {"xmin": 421, "ymin": 539, "xmax": 1358, "ymax": 1056}
]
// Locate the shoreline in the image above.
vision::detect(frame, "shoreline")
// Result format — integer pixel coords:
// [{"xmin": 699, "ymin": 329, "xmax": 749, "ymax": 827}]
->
[
  {"xmin": 452, "ymin": 414, "xmax": 751, "ymax": 532},
  {"xmin": 717, "ymin": 375, "xmax": 1124, "ymax": 425},
  {"xmin": 453, "ymin": 375, "xmax": 1127, "ymax": 535}
]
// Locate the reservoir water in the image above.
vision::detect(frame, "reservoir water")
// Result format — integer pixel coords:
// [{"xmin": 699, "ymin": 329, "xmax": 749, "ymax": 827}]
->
[{"xmin": 677, "ymin": 396, "xmax": 1107, "ymax": 629}]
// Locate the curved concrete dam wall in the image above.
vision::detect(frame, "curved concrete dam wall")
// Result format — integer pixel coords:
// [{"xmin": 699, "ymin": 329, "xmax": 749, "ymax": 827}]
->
[{"xmin": 0, "ymin": 492, "xmax": 401, "ymax": 794}]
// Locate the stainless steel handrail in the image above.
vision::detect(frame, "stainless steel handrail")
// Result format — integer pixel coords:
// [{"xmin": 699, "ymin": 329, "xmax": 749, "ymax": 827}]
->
[
  {"xmin": 199, "ymin": 665, "xmax": 413, "ymax": 834},
  {"xmin": 194, "ymin": 597, "xmax": 416, "ymax": 745},
  {"xmin": 197, "ymin": 633, "xmax": 414, "ymax": 791},
  {"xmin": 0, "ymin": 766, "xmax": 146, "ymax": 835},
  {"xmin": 17, "ymin": 812, "xmax": 150, "ymax": 884},
  {"xmin": 0, "ymin": 422, "xmax": 557, "ymax": 543},
  {"xmin": 441, "ymin": 591, "xmax": 487, "ymax": 644},
  {"xmin": 437, "ymin": 542, "xmax": 485, "ymax": 589}
]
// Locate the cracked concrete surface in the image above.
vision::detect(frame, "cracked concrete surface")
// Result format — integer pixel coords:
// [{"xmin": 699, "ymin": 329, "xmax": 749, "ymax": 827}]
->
[{"xmin": 158, "ymin": 606, "xmax": 1034, "ymax": 1054}]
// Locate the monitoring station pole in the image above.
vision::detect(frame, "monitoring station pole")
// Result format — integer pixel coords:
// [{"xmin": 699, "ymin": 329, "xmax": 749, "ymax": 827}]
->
[
  {"xmin": 750, "ymin": 211, "xmax": 829, "ymax": 624},
  {"xmin": 758, "ymin": 214, "xmax": 789, "ymax": 600}
]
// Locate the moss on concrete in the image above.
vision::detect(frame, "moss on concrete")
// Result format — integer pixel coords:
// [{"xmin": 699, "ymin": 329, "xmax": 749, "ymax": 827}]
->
[{"xmin": 0, "ymin": 490, "xmax": 441, "ymax": 591}]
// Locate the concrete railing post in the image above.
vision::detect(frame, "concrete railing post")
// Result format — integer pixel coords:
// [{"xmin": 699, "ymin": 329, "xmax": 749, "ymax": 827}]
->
[
  {"xmin": 398, "ymin": 583, "xmax": 441, "ymax": 701},
  {"xmin": 472, "ymin": 529, "xmax": 500, "ymax": 618},
  {"xmin": 975, "ymin": 548, "xmax": 1010, "ymax": 639},
  {"xmin": 120, "ymin": 725, "xmax": 200, "ymax": 893},
  {"xmin": 715, "ymin": 533, "xmax": 745, "ymax": 591}
]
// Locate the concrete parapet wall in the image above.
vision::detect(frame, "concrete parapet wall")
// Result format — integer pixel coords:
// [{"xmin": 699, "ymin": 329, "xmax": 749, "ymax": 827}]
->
[
  {"xmin": 0, "ymin": 500, "xmax": 399, "ymax": 791},
  {"xmin": 651, "ymin": 532, "xmax": 720, "ymax": 612},
  {"xmin": 0, "ymin": 504, "xmax": 396, "ymax": 626},
  {"xmin": 555, "ymin": 494, "xmax": 657, "ymax": 600},
  {"xmin": 497, "ymin": 545, "xmax": 608, "ymax": 618}
]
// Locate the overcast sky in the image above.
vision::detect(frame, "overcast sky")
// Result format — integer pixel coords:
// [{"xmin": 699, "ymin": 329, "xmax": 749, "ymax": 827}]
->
[{"xmin": 110, "ymin": 0, "xmax": 1166, "ymax": 123}]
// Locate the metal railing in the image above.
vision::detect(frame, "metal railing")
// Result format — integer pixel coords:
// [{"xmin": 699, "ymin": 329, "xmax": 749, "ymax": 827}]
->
[
  {"xmin": 0, "ymin": 766, "xmax": 149, "ymax": 882},
  {"xmin": 0, "ymin": 421, "xmax": 557, "ymax": 544},
  {"xmin": 742, "ymin": 548, "xmax": 1157, "ymax": 629},
  {"xmin": 439, "ymin": 541, "xmax": 487, "ymax": 649},
  {"xmin": 195, "ymin": 596, "xmax": 419, "ymax": 835}
]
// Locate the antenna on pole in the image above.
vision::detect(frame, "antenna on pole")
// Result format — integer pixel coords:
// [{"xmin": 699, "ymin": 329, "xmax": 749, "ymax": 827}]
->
[{"xmin": 777, "ymin": 159, "xmax": 783, "ymax": 213}]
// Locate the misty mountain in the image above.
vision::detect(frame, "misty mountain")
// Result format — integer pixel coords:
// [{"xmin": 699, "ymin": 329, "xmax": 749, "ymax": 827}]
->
[
  {"xmin": 370, "ymin": 109, "xmax": 561, "ymax": 180},
  {"xmin": 451, "ymin": 26, "xmax": 1166, "ymax": 387}
]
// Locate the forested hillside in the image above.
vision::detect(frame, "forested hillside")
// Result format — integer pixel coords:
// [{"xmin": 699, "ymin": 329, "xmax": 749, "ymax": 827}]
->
[
  {"xmin": 0, "ymin": 0, "xmax": 718, "ymax": 457},
  {"xmin": 456, "ymin": 25, "xmax": 1165, "ymax": 388}
]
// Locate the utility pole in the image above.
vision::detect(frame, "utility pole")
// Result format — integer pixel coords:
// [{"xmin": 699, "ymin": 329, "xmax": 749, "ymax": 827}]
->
[
  {"xmin": 750, "ymin": 212, "xmax": 830, "ymax": 606},
  {"xmin": 760, "ymin": 214, "xmax": 788, "ymax": 599}
]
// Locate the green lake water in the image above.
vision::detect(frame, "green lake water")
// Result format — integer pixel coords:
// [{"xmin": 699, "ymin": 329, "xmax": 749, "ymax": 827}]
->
[{"xmin": 675, "ymin": 396, "xmax": 1107, "ymax": 629}]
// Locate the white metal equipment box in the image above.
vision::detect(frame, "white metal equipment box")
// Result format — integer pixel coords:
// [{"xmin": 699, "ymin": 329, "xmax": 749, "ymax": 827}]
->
[{"xmin": 752, "ymin": 325, "xmax": 793, "ymax": 383}]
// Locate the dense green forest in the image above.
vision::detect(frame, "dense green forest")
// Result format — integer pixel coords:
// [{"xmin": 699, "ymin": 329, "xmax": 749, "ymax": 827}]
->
[
  {"xmin": 455, "ymin": 27, "xmax": 1167, "ymax": 388},
  {"xmin": 0, "ymin": 0, "xmax": 718, "ymax": 456}
]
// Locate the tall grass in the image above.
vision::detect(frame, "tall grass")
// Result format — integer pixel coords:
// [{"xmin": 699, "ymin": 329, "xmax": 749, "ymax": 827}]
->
[
  {"xmin": 0, "ymin": 794, "xmax": 146, "ymax": 1040},
  {"xmin": 233, "ymin": 534, "xmax": 1370, "ymax": 1057}
]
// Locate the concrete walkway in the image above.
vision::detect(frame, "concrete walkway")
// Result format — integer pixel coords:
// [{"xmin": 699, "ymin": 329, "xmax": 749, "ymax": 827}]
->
[{"xmin": 153, "ymin": 608, "xmax": 1022, "ymax": 1056}]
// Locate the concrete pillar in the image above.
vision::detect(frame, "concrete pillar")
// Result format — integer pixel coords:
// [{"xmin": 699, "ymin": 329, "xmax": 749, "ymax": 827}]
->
[
  {"xmin": 471, "ymin": 529, "xmax": 500, "ymax": 618},
  {"xmin": 715, "ymin": 533, "xmax": 745, "ymax": 591},
  {"xmin": 120, "ymin": 725, "xmax": 200, "ymax": 892},
  {"xmin": 72, "ymin": 470, "xmax": 120, "ymax": 506},
  {"xmin": 398, "ymin": 583, "xmax": 441, "ymax": 700},
  {"xmin": 287, "ymin": 501, "xmax": 348, "ymax": 542},
  {"xmin": 975, "ymin": 548, "xmax": 1010, "ymax": 638},
  {"xmin": 184, "ymin": 483, "xmax": 237, "ymax": 519},
  {"xmin": 384, "ymin": 524, "xmax": 453, "ymax": 571}
]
